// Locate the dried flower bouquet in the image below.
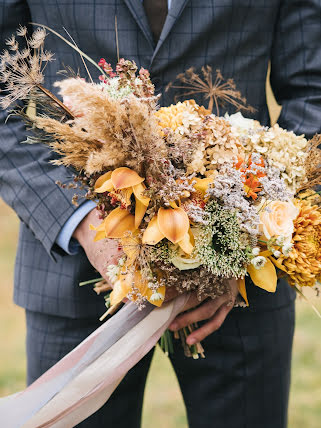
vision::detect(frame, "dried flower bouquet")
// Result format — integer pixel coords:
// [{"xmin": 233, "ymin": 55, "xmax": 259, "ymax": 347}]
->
[{"xmin": 1, "ymin": 27, "xmax": 320, "ymax": 357}]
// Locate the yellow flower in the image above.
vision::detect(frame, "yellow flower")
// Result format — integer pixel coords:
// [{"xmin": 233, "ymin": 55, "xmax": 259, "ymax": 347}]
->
[
  {"xmin": 92, "ymin": 167, "xmax": 150, "ymax": 239},
  {"xmin": 155, "ymin": 100, "xmax": 209, "ymax": 132},
  {"xmin": 272, "ymin": 200, "xmax": 321, "ymax": 287},
  {"xmin": 142, "ymin": 206, "xmax": 193, "ymax": 254},
  {"xmin": 110, "ymin": 260, "xmax": 166, "ymax": 308},
  {"xmin": 238, "ymin": 249, "xmax": 278, "ymax": 306}
]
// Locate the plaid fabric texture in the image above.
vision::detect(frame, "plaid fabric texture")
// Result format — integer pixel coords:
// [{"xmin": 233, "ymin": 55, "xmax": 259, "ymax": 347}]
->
[
  {"xmin": 26, "ymin": 302, "xmax": 295, "ymax": 427},
  {"xmin": 0, "ymin": 0, "xmax": 320, "ymax": 318}
]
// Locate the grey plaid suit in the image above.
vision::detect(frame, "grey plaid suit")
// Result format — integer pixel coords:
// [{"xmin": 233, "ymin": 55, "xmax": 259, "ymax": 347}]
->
[{"xmin": 1, "ymin": 1, "xmax": 321, "ymax": 427}]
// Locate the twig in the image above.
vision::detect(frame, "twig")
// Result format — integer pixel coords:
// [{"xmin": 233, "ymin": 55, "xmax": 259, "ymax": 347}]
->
[
  {"xmin": 37, "ymin": 84, "xmax": 74, "ymax": 119},
  {"xmin": 31, "ymin": 23, "xmax": 108, "ymax": 78},
  {"xmin": 115, "ymin": 15, "xmax": 120, "ymax": 63}
]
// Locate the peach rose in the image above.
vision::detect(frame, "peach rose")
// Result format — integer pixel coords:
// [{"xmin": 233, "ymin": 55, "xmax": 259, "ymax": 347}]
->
[{"xmin": 260, "ymin": 200, "xmax": 299, "ymax": 242}]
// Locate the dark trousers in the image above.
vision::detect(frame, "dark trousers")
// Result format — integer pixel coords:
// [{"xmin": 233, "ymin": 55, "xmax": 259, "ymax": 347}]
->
[{"xmin": 26, "ymin": 303, "xmax": 295, "ymax": 428}]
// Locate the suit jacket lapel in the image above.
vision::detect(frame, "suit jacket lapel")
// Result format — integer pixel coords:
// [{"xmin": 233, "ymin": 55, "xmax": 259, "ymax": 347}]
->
[
  {"xmin": 151, "ymin": 0, "xmax": 190, "ymax": 62},
  {"xmin": 123, "ymin": 0, "xmax": 154, "ymax": 49}
]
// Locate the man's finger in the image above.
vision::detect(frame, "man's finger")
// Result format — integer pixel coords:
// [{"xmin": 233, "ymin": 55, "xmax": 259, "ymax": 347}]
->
[
  {"xmin": 186, "ymin": 304, "xmax": 232, "ymax": 345},
  {"xmin": 169, "ymin": 296, "xmax": 227, "ymax": 331},
  {"xmin": 164, "ymin": 287, "xmax": 180, "ymax": 302},
  {"xmin": 180, "ymin": 292, "xmax": 208, "ymax": 312}
]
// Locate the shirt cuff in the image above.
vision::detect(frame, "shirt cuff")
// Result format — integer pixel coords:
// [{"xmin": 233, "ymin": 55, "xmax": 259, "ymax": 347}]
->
[{"xmin": 56, "ymin": 200, "xmax": 96, "ymax": 255}]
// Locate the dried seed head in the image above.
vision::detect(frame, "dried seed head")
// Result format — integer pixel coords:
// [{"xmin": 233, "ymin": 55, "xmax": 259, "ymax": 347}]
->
[
  {"xmin": 16, "ymin": 25, "xmax": 28, "ymax": 37},
  {"xmin": 28, "ymin": 28, "xmax": 47, "ymax": 49},
  {"xmin": 0, "ymin": 70, "xmax": 10, "ymax": 82},
  {"xmin": 166, "ymin": 66, "xmax": 254, "ymax": 115},
  {"xmin": 20, "ymin": 48, "xmax": 31, "ymax": 59},
  {"xmin": 5, "ymin": 35, "xmax": 16, "ymax": 47},
  {"xmin": 41, "ymin": 50, "xmax": 54, "ymax": 62},
  {"xmin": 0, "ymin": 27, "xmax": 49, "ymax": 109},
  {"xmin": 0, "ymin": 49, "xmax": 10, "ymax": 64}
]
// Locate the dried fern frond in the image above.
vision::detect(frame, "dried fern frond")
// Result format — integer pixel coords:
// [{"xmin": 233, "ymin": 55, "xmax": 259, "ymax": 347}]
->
[{"xmin": 166, "ymin": 66, "xmax": 254, "ymax": 115}]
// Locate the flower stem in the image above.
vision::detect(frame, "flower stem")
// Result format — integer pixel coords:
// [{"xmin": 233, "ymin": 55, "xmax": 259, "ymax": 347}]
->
[{"xmin": 79, "ymin": 277, "xmax": 104, "ymax": 286}]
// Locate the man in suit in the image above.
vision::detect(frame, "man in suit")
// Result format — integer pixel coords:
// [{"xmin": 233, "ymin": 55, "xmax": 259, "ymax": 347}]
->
[{"xmin": 0, "ymin": 1, "xmax": 320, "ymax": 427}]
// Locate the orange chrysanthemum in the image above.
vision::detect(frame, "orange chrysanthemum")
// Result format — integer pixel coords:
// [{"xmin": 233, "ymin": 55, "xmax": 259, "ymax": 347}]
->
[{"xmin": 275, "ymin": 200, "xmax": 321, "ymax": 287}]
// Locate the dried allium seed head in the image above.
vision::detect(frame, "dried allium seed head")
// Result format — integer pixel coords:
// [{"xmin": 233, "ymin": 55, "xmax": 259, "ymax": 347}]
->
[
  {"xmin": 20, "ymin": 48, "xmax": 31, "ymax": 59},
  {"xmin": 5, "ymin": 35, "xmax": 16, "ymax": 47},
  {"xmin": 166, "ymin": 66, "xmax": 254, "ymax": 115},
  {"xmin": 16, "ymin": 25, "xmax": 28, "ymax": 37},
  {"xmin": 28, "ymin": 28, "xmax": 47, "ymax": 49},
  {"xmin": 0, "ymin": 49, "xmax": 11, "ymax": 64},
  {"xmin": 41, "ymin": 50, "xmax": 54, "ymax": 62},
  {"xmin": 0, "ymin": 27, "xmax": 51, "ymax": 109}
]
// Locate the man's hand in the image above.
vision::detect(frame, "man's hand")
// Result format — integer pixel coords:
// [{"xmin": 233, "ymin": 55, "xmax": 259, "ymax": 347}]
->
[
  {"xmin": 73, "ymin": 209, "xmax": 122, "ymax": 282},
  {"xmin": 169, "ymin": 278, "xmax": 239, "ymax": 345}
]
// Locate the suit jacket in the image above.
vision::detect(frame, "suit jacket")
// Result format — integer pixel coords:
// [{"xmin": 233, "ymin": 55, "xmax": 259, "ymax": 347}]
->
[{"xmin": 0, "ymin": 0, "xmax": 320, "ymax": 318}]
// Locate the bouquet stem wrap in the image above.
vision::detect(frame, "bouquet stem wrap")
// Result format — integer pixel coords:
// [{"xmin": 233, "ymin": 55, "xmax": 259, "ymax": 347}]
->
[{"xmin": 0, "ymin": 294, "xmax": 189, "ymax": 428}]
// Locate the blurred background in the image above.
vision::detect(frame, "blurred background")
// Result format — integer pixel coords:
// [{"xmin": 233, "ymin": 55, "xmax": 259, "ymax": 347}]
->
[{"xmin": 0, "ymin": 80, "xmax": 321, "ymax": 428}]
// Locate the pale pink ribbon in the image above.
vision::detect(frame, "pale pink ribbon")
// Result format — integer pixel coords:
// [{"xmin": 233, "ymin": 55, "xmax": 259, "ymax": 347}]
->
[{"xmin": 0, "ymin": 294, "xmax": 189, "ymax": 428}]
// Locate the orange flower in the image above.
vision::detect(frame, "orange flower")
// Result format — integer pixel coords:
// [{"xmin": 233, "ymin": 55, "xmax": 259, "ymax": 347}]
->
[
  {"xmin": 238, "ymin": 249, "xmax": 278, "ymax": 306},
  {"xmin": 110, "ymin": 260, "xmax": 166, "ymax": 308},
  {"xmin": 244, "ymin": 175, "xmax": 262, "ymax": 200},
  {"xmin": 92, "ymin": 167, "xmax": 150, "ymax": 240},
  {"xmin": 272, "ymin": 200, "xmax": 321, "ymax": 287},
  {"xmin": 143, "ymin": 206, "xmax": 193, "ymax": 254},
  {"xmin": 234, "ymin": 155, "xmax": 266, "ymax": 200}
]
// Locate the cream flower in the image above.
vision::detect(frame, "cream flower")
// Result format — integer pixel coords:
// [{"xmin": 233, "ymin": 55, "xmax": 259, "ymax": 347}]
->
[
  {"xmin": 259, "ymin": 200, "xmax": 300, "ymax": 243},
  {"xmin": 225, "ymin": 112, "xmax": 256, "ymax": 132},
  {"xmin": 239, "ymin": 123, "xmax": 308, "ymax": 192},
  {"xmin": 251, "ymin": 256, "xmax": 267, "ymax": 269},
  {"xmin": 171, "ymin": 254, "xmax": 202, "ymax": 271}
]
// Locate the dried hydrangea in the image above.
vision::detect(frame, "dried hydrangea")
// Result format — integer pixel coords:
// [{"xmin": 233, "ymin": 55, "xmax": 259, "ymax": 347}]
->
[
  {"xmin": 156, "ymin": 101, "xmax": 243, "ymax": 176},
  {"xmin": 227, "ymin": 113, "xmax": 309, "ymax": 192},
  {"xmin": 198, "ymin": 116, "xmax": 243, "ymax": 174}
]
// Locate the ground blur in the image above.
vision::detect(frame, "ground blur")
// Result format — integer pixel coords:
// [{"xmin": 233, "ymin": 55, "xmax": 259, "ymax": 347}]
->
[{"xmin": 0, "ymin": 82, "xmax": 320, "ymax": 427}]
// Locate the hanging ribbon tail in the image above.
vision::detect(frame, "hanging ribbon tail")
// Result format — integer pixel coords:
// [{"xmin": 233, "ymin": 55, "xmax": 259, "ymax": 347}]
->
[{"xmin": 0, "ymin": 294, "xmax": 189, "ymax": 428}]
